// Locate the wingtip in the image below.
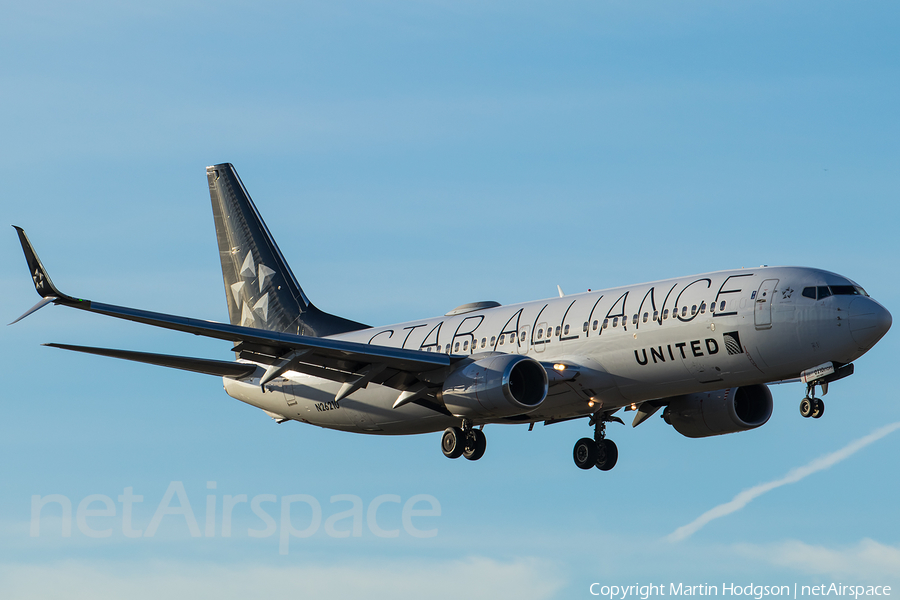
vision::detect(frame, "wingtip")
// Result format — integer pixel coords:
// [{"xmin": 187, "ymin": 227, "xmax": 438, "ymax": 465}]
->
[
  {"xmin": 9, "ymin": 296, "xmax": 58, "ymax": 325},
  {"xmin": 13, "ymin": 227, "xmax": 79, "ymax": 303}
]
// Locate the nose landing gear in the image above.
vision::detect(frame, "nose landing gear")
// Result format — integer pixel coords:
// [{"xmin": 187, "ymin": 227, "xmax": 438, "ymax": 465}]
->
[
  {"xmin": 573, "ymin": 414, "xmax": 620, "ymax": 471},
  {"xmin": 800, "ymin": 384, "xmax": 825, "ymax": 419}
]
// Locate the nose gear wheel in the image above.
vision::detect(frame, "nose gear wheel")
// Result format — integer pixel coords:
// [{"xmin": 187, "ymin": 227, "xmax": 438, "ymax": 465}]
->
[{"xmin": 800, "ymin": 384, "xmax": 826, "ymax": 419}]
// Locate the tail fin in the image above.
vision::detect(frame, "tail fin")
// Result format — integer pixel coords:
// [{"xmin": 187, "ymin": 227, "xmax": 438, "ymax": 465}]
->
[{"xmin": 206, "ymin": 163, "xmax": 367, "ymax": 337}]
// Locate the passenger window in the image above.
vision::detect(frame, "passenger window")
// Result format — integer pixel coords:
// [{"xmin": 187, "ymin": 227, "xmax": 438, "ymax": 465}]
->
[
  {"xmin": 700, "ymin": 302, "xmax": 706, "ymax": 314},
  {"xmin": 719, "ymin": 301, "xmax": 726, "ymax": 311},
  {"xmin": 537, "ymin": 329, "xmax": 543, "ymax": 339},
  {"xmin": 454, "ymin": 342, "xmax": 460, "ymax": 352},
  {"xmin": 481, "ymin": 338, "xmax": 486, "ymax": 348},
  {"xmin": 642, "ymin": 312, "xmax": 649, "ymax": 323},
  {"xmin": 603, "ymin": 318, "xmax": 609, "ymax": 329},
  {"xmin": 653, "ymin": 311, "xmax": 658, "ymax": 321},
  {"xmin": 520, "ymin": 332, "xmax": 526, "ymax": 342},
  {"xmin": 612, "ymin": 317, "xmax": 618, "ymax": 327},
  {"xmin": 555, "ymin": 326, "xmax": 560, "ymax": 336},
  {"xmin": 499, "ymin": 336, "xmax": 505, "ymax": 346},
  {"xmin": 592, "ymin": 320, "xmax": 598, "ymax": 331},
  {"xmin": 632, "ymin": 314, "xmax": 638, "ymax": 325},
  {"xmin": 490, "ymin": 336, "xmax": 496, "ymax": 346},
  {"xmin": 817, "ymin": 286, "xmax": 832, "ymax": 300},
  {"xmin": 681, "ymin": 306, "xmax": 687, "ymax": 317},
  {"xmin": 564, "ymin": 324, "xmax": 570, "ymax": 335},
  {"xmin": 663, "ymin": 309, "xmax": 669, "ymax": 320},
  {"xmin": 583, "ymin": 322, "xmax": 589, "ymax": 333},
  {"xmin": 691, "ymin": 305, "xmax": 697, "ymax": 316}
]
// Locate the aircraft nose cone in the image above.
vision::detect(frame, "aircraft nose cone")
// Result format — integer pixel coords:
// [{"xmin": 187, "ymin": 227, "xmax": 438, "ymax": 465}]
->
[{"xmin": 849, "ymin": 298, "xmax": 892, "ymax": 350}]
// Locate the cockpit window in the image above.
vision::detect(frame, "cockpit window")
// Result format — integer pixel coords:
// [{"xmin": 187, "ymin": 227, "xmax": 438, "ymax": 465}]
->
[
  {"xmin": 830, "ymin": 285, "xmax": 865, "ymax": 296},
  {"xmin": 803, "ymin": 285, "xmax": 869, "ymax": 300}
]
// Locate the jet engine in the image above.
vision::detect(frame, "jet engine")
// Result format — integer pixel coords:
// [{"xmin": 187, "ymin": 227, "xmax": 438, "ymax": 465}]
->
[
  {"xmin": 662, "ymin": 384, "xmax": 773, "ymax": 438},
  {"xmin": 440, "ymin": 354, "xmax": 548, "ymax": 419}
]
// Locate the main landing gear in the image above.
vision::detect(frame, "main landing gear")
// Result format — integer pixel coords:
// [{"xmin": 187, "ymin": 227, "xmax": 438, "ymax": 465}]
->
[
  {"xmin": 800, "ymin": 383, "xmax": 825, "ymax": 419},
  {"xmin": 573, "ymin": 415, "xmax": 619, "ymax": 471},
  {"xmin": 442, "ymin": 420, "xmax": 487, "ymax": 461}
]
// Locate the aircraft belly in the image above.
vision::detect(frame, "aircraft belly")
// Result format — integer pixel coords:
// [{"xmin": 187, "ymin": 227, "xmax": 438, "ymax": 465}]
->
[
  {"xmin": 283, "ymin": 375, "xmax": 458, "ymax": 435},
  {"xmin": 223, "ymin": 378, "xmax": 302, "ymax": 419}
]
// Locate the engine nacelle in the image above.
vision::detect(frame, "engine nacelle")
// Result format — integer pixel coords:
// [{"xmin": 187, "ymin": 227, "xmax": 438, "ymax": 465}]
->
[
  {"xmin": 440, "ymin": 354, "xmax": 548, "ymax": 419},
  {"xmin": 662, "ymin": 384, "xmax": 773, "ymax": 438}
]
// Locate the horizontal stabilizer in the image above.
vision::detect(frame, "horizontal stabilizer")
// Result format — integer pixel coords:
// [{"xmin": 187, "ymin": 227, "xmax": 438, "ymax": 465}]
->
[{"xmin": 44, "ymin": 343, "xmax": 259, "ymax": 378}]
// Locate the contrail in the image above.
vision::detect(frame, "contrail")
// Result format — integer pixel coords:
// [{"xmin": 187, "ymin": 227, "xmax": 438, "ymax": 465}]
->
[{"xmin": 667, "ymin": 421, "xmax": 900, "ymax": 543}]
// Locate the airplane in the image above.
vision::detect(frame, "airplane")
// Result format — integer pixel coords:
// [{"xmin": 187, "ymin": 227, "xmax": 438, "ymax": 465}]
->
[{"xmin": 11, "ymin": 163, "xmax": 893, "ymax": 471}]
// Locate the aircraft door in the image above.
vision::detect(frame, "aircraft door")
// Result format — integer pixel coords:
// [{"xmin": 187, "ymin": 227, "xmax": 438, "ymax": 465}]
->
[
  {"xmin": 533, "ymin": 322, "xmax": 548, "ymax": 353},
  {"xmin": 517, "ymin": 325, "xmax": 530, "ymax": 355},
  {"xmin": 754, "ymin": 279, "xmax": 779, "ymax": 329}
]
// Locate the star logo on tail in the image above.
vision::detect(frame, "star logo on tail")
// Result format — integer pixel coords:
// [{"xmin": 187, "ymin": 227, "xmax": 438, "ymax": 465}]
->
[{"xmin": 234, "ymin": 251, "xmax": 277, "ymax": 326}]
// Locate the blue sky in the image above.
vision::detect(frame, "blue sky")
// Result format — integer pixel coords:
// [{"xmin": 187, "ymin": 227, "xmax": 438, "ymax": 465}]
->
[{"xmin": 2, "ymin": 1, "xmax": 899, "ymax": 598}]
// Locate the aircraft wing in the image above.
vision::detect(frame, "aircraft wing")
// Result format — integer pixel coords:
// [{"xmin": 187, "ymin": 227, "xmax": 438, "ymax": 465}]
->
[
  {"xmin": 12, "ymin": 227, "xmax": 455, "ymax": 398},
  {"xmin": 43, "ymin": 343, "xmax": 261, "ymax": 378}
]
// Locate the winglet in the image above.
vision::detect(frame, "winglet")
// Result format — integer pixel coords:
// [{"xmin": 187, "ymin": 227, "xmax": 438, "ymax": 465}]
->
[
  {"xmin": 13, "ymin": 227, "xmax": 70, "ymax": 299},
  {"xmin": 9, "ymin": 296, "xmax": 57, "ymax": 325},
  {"xmin": 10, "ymin": 226, "xmax": 80, "ymax": 324}
]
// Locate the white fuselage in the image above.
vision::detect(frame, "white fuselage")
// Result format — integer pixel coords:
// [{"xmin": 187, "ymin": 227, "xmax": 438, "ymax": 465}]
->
[{"xmin": 223, "ymin": 266, "xmax": 887, "ymax": 435}]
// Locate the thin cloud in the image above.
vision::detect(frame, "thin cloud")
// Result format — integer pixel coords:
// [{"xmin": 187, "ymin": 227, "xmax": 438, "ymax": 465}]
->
[
  {"xmin": 667, "ymin": 421, "xmax": 900, "ymax": 543},
  {"xmin": 734, "ymin": 538, "xmax": 900, "ymax": 584},
  {"xmin": 0, "ymin": 556, "xmax": 565, "ymax": 600}
]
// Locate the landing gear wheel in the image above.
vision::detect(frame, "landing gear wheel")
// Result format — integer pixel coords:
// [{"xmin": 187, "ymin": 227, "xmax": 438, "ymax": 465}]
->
[
  {"xmin": 463, "ymin": 429, "xmax": 487, "ymax": 461},
  {"xmin": 812, "ymin": 398, "xmax": 825, "ymax": 419},
  {"xmin": 799, "ymin": 398, "xmax": 814, "ymax": 418},
  {"xmin": 573, "ymin": 438, "xmax": 597, "ymax": 470},
  {"xmin": 595, "ymin": 439, "xmax": 619, "ymax": 471},
  {"xmin": 441, "ymin": 427, "xmax": 464, "ymax": 459}
]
